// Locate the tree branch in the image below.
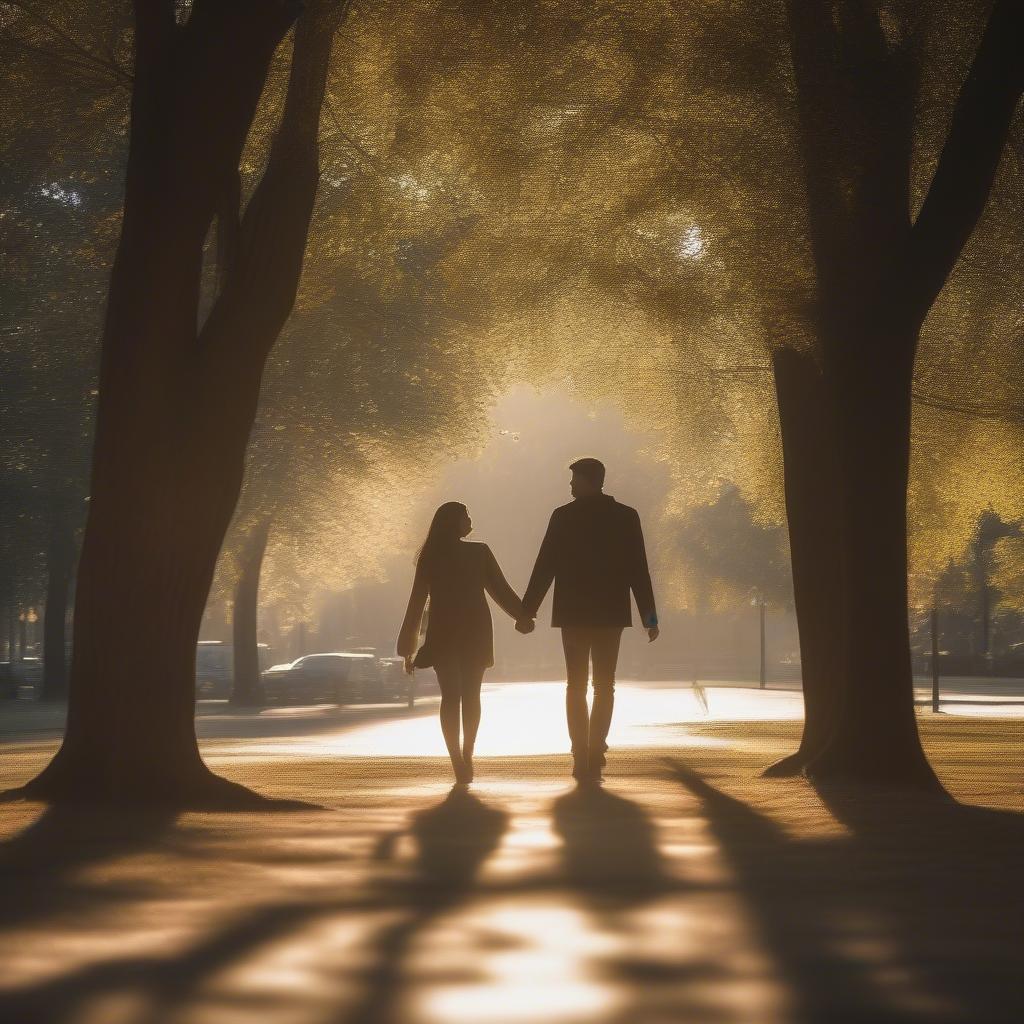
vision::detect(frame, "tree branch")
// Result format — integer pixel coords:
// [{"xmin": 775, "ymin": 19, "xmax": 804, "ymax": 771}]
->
[
  {"xmin": 907, "ymin": 0, "xmax": 1024, "ymax": 316},
  {"xmin": 783, "ymin": 0, "xmax": 856, "ymax": 302},
  {"xmin": 200, "ymin": 0, "xmax": 351, "ymax": 358},
  {"xmin": 3, "ymin": 0, "xmax": 133, "ymax": 88}
]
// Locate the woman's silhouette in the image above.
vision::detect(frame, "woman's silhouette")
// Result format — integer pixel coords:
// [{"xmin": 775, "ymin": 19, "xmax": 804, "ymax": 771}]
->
[{"xmin": 397, "ymin": 502, "xmax": 525, "ymax": 785}]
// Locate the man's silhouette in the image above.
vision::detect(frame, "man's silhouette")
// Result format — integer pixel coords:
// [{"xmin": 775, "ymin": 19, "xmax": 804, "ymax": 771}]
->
[{"xmin": 517, "ymin": 458, "xmax": 658, "ymax": 783}]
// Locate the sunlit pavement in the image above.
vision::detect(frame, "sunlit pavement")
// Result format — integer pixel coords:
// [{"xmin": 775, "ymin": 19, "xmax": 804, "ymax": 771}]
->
[{"xmin": 0, "ymin": 681, "xmax": 1021, "ymax": 1024}]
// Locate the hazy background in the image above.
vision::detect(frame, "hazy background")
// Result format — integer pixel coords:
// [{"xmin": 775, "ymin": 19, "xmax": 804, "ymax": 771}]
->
[{"xmin": 197, "ymin": 385, "xmax": 799, "ymax": 682}]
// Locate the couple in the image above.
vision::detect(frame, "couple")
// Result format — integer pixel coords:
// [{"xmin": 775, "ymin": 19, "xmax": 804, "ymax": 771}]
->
[{"xmin": 397, "ymin": 457, "xmax": 659, "ymax": 787}]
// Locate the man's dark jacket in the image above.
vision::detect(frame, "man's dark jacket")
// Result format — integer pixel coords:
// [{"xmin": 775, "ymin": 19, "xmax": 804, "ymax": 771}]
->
[{"xmin": 522, "ymin": 494, "xmax": 657, "ymax": 629}]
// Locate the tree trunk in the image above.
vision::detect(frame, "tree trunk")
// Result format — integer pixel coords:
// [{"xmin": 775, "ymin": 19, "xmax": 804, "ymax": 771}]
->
[
  {"xmin": 804, "ymin": 321, "xmax": 939, "ymax": 789},
  {"xmin": 18, "ymin": 613, "xmax": 27, "ymax": 662},
  {"xmin": 40, "ymin": 513, "xmax": 75, "ymax": 702},
  {"xmin": 763, "ymin": 348, "xmax": 846, "ymax": 776},
  {"xmin": 231, "ymin": 518, "xmax": 271, "ymax": 707},
  {"xmin": 14, "ymin": 1, "xmax": 346, "ymax": 807}
]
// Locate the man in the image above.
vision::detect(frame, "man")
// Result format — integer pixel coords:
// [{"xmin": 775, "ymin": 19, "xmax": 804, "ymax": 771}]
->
[{"xmin": 517, "ymin": 457, "xmax": 658, "ymax": 783}]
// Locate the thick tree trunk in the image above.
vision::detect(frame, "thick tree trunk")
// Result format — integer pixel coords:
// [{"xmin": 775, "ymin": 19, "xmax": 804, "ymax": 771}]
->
[
  {"xmin": 25, "ymin": 430, "xmax": 258, "ymax": 803},
  {"xmin": 13, "ymin": 1, "xmax": 337, "ymax": 807},
  {"xmin": 40, "ymin": 514, "xmax": 75, "ymax": 702},
  {"xmin": 231, "ymin": 518, "xmax": 271, "ymax": 707},
  {"xmin": 764, "ymin": 348, "xmax": 846, "ymax": 776},
  {"xmin": 804, "ymin": 321, "xmax": 939, "ymax": 789}
]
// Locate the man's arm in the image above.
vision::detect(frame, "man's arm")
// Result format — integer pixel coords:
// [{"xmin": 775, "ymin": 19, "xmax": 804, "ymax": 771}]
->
[
  {"xmin": 628, "ymin": 508, "xmax": 658, "ymax": 637},
  {"xmin": 521, "ymin": 511, "xmax": 559, "ymax": 621}
]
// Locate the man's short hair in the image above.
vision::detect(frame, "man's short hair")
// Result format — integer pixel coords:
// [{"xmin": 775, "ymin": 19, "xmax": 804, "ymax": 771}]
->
[{"xmin": 569, "ymin": 457, "xmax": 606, "ymax": 488}]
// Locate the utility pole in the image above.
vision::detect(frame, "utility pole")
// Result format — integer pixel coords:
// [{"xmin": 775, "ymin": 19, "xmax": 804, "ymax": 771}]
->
[{"xmin": 931, "ymin": 602, "xmax": 941, "ymax": 714}]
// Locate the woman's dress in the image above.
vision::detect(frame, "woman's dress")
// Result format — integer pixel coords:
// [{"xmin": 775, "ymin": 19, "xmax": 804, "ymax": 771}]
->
[{"xmin": 397, "ymin": 542, "xmax": 523, "ymax": 669}]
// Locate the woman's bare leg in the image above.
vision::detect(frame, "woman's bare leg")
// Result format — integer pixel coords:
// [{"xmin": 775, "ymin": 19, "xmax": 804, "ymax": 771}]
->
[
  {"xmin": 461, "ymin": 664, "xmax": 486, "ymax": 780},
  {"xmin": 435, "ymin": 662, "xmax": 466, "ymax": 781}
]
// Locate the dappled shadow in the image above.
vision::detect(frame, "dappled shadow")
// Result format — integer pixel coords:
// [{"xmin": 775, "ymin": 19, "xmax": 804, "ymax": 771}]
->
[
  {"xmin": 0, "ymin": 804, "xmax": 177, "ymax": 935},
  {"xmin": 0, "ymin": 896, "xmax": 347, "ymax": 1023},
  {"xmin": 552, "ymin": 784, "xmax": 668, "ymax": 906},
  {"xmin": 0, "ymin": 805, "xmax": 373, "ymax": 1022},
  {"xmin": 812, "ymin": 779, "xmax": 1024, "ymax": 1024},
  {"xmin": 345, "ymin": 786, "xmax": 509, "ymax": 1023},
  {"xmin": 0, "ymin": 784, "xmax": 510, "ymax": 1024},
  {"xmin": 670, "ymin": 761, "xmax": 1024, "ymax": 1024}
]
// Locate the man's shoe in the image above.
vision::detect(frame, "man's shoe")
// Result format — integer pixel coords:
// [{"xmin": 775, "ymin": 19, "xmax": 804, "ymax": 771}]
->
[{"xmin": 571, "ymin": 752, "xmax": 589, "ymax": 782}]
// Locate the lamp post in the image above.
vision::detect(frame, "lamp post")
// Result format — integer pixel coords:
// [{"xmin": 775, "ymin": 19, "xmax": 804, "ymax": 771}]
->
[{"xmin": 751, "ymin": 591, "xmax": 766, "ymax": 690}]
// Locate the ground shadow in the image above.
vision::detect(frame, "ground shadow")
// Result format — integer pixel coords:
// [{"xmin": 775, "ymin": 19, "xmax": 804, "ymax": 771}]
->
[
  {"xmin": 552, "ymin": 784, "xmax": 668, "ymax": 906},
  {"xmin": 0, "ymin": 805, "xmax": 377, "ymax": 1022},
  {"xmin": 0, "ymin": 804, "xmax": 178, "ymax": 935},
  {"xmin": 345, "ymin": 787, "xmax": 509, "ymax": 1023},
  {"xmin": 670, "ymin": 760, "xmax": 1024, "ymax": 1024}
]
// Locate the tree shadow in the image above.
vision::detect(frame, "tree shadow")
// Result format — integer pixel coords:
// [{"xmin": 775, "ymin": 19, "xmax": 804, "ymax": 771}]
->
[
  {"xmin": 0, "ymin": 787, "xmax": 509, "ymax": 1024},
  {"xmin": 670, "ymin": 760, "xmax": 1024, "ymax": 1024},
  {"xmin": 0, "ymin": 804, "xmax": 371, "ymax": 1022},
  {"xmin": 0, "ymin": 895, "xmax": 346, "ymax": 1023},
  {"xmin": 549, "ymin": 785, "xmax": 742, "ymax": 1023},
  {"xmin": 810, "ymin": 778, "xmax": 1024, "ymax": 1024},
  {"xmin": 0, "ymin": 804, "xmax": 178, "ymax": 935},
  {"xmin": 551, "ymin": 784, "xmax": 669, "ymax": 907},
  {"xmin": 345, "ymin": 786, "xmax": 509, "ymax": 1023}
]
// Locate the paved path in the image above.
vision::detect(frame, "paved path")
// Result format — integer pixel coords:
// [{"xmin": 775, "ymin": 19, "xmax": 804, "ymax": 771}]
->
[{"xmin": 0, "ymin": 682, "xmax": 1020, "ymax": 1024}]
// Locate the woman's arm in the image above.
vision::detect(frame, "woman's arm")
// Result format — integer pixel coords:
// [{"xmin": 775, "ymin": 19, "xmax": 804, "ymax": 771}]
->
[
  {"xmin": 483, "ymin": 546, "xmax": 526, "ymax": 620},
  {"xmin": 397, "ymin": 560, "xmax": 429, "ymax": 658}
]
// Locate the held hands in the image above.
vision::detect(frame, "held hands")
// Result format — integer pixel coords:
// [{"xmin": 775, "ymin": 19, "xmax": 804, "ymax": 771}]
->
[
  {"xmin": 403, "ymin": 655, "xmax": 416, "ymax": 675},
  {"xmin": 515, "ymin": 617, "xmax": 535, "ymax": 635}
]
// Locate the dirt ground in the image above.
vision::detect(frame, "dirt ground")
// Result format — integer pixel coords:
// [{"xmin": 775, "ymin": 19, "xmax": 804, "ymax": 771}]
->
[{"xmin": 0, "ymin": 705, "xmax": 1020, "ymax": 1024}]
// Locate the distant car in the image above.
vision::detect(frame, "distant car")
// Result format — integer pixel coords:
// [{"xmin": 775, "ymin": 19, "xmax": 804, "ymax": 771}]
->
[{"xmin": 262, "ymin": 652, "xmax": 394, "ymax": 706}]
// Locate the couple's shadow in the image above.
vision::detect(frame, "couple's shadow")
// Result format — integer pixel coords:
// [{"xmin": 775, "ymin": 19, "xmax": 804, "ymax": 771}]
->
[
  {"xmin": 354, "ymin": 785, "xmax": 664, "ymax": 1023},
  {"xmin": 388, "ymin": 784, "xmax": 666, "ymax": 904},
  {"xmin": 552, "ymin": 784, "xmax": 667, "ymax": 904}
]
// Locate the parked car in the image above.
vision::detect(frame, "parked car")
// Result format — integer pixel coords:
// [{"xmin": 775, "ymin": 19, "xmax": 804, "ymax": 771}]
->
[
  {"xmin": 261, "ymin": 651, "xmax": 411, "ymax": 706},
  {"xmin": 195, "ymin": 641, "xmax": 275, "ymax": 699}
]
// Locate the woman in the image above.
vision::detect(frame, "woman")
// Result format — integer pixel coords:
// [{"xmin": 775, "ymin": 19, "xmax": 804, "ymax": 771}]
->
[{"xmin": 397, "ymin": 502, "xmax": 525, "ymax": 785}]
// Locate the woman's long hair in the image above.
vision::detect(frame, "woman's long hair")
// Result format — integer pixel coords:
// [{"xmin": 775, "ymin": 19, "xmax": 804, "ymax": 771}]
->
[{"xmin": 416, "ymin": 501, "xmax": 467, "ymax": 569}]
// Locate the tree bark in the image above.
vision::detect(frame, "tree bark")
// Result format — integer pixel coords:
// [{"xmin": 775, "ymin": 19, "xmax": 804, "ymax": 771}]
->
[
  {"xmin": 17, "ymin": 0, "xmax": 346, "ymax": 807},
  {"xmin": 40, "ymin": 511, "xmax": 75, "ymax": 702},
  {"xmin": 231, "ymin": 518, "xmax": 272, "ymax": 707},
  {"xmin": 763, "ymin": 348, "xmax": 846, "ymax": 776},
  {"xmin": 774, "ymin": 0, "xmax": 1024, "ymax": 790},
  {"xmin": 804, "ymin": 318, "xmax": 938, "ymax": 788},
  {"xmin": 18, "ymin": 613, "xmax": 27, "ymax": 663}
]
